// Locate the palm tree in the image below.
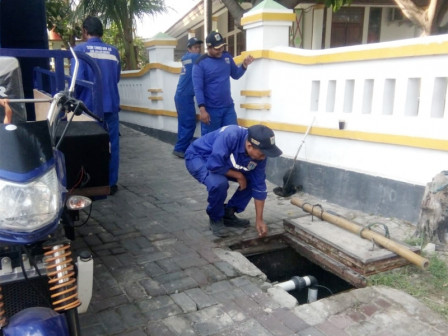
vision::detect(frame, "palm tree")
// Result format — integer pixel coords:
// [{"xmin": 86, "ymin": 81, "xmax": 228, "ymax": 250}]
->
[{"xmin": 76, "ymin": 0, "xmax": 167, "ymax": 70}]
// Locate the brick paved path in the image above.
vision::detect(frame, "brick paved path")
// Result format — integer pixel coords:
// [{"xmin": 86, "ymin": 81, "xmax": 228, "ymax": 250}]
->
[
  {"xmin": 74, "ymin": 125, "xmax": 308, "ymax": 335},
  {"xmin": 74, "ymin": 125, "xmax": 448, "ymax": 336}
]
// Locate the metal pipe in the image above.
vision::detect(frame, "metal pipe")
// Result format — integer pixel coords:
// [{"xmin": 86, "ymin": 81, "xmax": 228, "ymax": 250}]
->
[
  {"xmin": 291, "ymin": 197, "xmax": 429, "ymax": 269},
  {"xmin": 2, "ymin": 98, "xmax": 52, "ymax": 103}
]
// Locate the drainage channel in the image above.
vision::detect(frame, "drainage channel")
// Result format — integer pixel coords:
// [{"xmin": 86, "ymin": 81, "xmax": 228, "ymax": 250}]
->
[{"xmin": 229, "ymin": 235, "xmax": 354, "ymax": 304}]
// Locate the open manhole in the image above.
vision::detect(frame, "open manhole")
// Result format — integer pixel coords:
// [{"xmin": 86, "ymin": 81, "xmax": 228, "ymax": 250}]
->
[
  {"xmin": 245, "ymin": 244, "xmax": 353, "ymax": 303},
  {"xmin": 229, "ymin": 235, "xmax": 354, "ymax": 303},
  {"xmin": 229, "ymin": 214, "xmax": 423, "ymax": 303}
]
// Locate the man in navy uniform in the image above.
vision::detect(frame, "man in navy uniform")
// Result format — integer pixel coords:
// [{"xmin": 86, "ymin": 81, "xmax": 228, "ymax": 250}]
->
[
  {"xmin": 192, "ymin": 31, "xmax": 254, "ymax": 136},
  {"xmin": 172, "ymin": 37, "xmax": 203, "ymax": 159},
  {"xmin": 185, "ymin": 124, "xmax": 282, "ymax": 237},
  {"xmin": 71, "ymin": 16, "xmax": 121, "ymax": 195}
]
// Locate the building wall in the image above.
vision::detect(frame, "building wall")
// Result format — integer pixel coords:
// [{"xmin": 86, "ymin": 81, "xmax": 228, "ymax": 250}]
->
[{"xmin": 118, "ymin": 34, "xmax": 448, "ymax": 223}]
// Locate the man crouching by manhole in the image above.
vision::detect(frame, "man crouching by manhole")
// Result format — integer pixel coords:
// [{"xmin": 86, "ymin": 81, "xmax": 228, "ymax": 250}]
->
[{"xmin": 185, "ymin": 125, "xmax": 282, "ymax": 238}]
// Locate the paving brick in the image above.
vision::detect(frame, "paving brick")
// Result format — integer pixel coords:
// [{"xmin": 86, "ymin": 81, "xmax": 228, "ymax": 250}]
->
[
  {"xmin": 154, "ymin": 271, "xmax": 199, "ymax": 294},
  {"xmin": 360, "ymin": 303, "xmax": 380, "ymax": 317},
  {"xmin": 80, "ymin": 323, "xmax": 108, "ymax": 336},
  {"xmin": 240, "ymin": 282, "xmax": 264, "ymax": 297},
  {"xmin": 117, "ymin": 303, "xmax": 146, "ymax": 329},
  {"xmin": 153, "ymin": 238, "xmax": 181, "ymax": 250},
  {"xmin": 90, "ymin": 293, "xmax": 130, "ymax": 313},
  {"xmin": 217, "ymin": 319, "xmax": 273, "ymax": 336},
  {"xmin": 146, "ymin": 321, "xmax": 177, "ymax": 336},
  {"xmin": 252, "ymin": 292, "xmax": 282, "ymax": 310},
  {"xmin": 172, "ymin": 252, "xmax": 210, "ymax": 269},
  {"xmin": 230, "ymin": 276, "xmax": 253, "ymax": 288},
  {"xmin": 233, "ymin": 294, "xmax": 264, "ymax": 317},
  {"xmin": 217, "ymin": 298, "xmax": 248, "ymax": 323},
  {"xmin": 184, "ymin": 264, "xmax": 226, "ymax": 286},
  {"xmin": 122, "ymin": 329, "xmax": 147, "ymax": 336},
  {"xmin": 271, "ymin": 307, "xmax": 309, "ymax": 332},
  {"xmin": 99, "ymin": 255, "xmax": 123, "ymax": 270},
  {"xmin": 93, "ymin": 264, "xmax": 120, "ymax": 288},
  {"xmin": 204, "ymin": 280, "xmax": 235, "ymax": 294},
  {"xmin": 196, "ymin": 247, "xmax": 221, "ymax": 263},
  {"xmin": 144, "ymin": 261, "xmax": 167, "ymax": 277},
  {"xmin": 124, "ymin": 281, "xmax": 149, "ymax": 301},
  {"xmin": 298, "ymin": 327, "xmax": 326, "ymax": 336},
  {"xmin": 112, "ymin": 265, "xmax": 148, "ymax": 284},
  {"xmin": 157, "ymin": 258, "xmax": 183, "ymax": 273},
  {"xmin": 94, "ymin": 248, "xmax": 113, "ymax": 257},
  {"xmin": 83, "ymin": 234, "xmax": 103, "ymax": 247},
  {"xmin": 327, "ymin": 314, "xmax": 353, "ymax": 330},
  {"xmin": 185, "ymin": 287, "xmax": 218, "ymax": 309},
  {"xmin": 140, "ymin": 278, "xmax": 167, "ymax": 296},
  {"xmin": 214, "ymin": 261, "xmax": 239, "ymax": 277},
  {"xmin": 91, "ymin": 283, "xmax": 123, "ymax": 304},
  {"xmin": 256, "ymin": 312, "xmax": 294, "ymax": 336},
  {"xmin": 98, "ymin": 231, "xmax": 118, "ymax": 243},
  {"xmin": 137, "ymin": 295, "xmax": 182, "ymax": 321},
  {"xmin": 188, "ymin": 305, "xmax": 234, "ymax": 336},
  {"xmin": 162, "ymin": 315, "xmax": 197, "ymax": 336},
  {"xmin": 374, "ymin": 298, "xmax": 392, "ymax": 309},
  {"xmin": 170, "ymin": 292, "xmax": 198, "ymax": 313},
  {"xmin": 347, "ymin": 310, "xmax": 366, "ymax": 323},
  {"xmin": 138, "ymin": 294, "xmax": 175, "ymax": 311},
  {"xmin": 136, "ymin": 251, "xmax": 172, "ymax": 264},
  {"xmin": 97, "ymin": 308, "xmax": 127, "ymax": 335},
  {"xmin": 316, "ymin": 321, "xmax": 349, "ymax": 336},
  {"xmin": 162, "ymin": 276, "xmax": 198, "ymax": 294},
  {"xmin": 95, "ymin": 242, "xmax": 123, "ymax": 252},
  {"xmin": 111, "ymin": 246, "xmax": 128, "ymax": 255}
]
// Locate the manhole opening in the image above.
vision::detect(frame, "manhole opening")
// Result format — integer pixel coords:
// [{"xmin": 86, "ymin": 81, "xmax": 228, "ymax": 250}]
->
[{"xmin": 231, "ymin": 237, "xmax": 354, "ymax": 304}]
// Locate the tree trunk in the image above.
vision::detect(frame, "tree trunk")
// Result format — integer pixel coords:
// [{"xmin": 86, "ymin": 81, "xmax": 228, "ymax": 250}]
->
[
  {"xmin": 123, "ymin": 27, "xmax": 137, "ymax": 70},
  {"xmin": 415, "ymin": 171, "xmax": 448, "ymax": 244},
  {"xmin": 393, "ymin": 0, "xmax": 436, "ymax": 36},
  {"xmin": 221, "ymin": 0, "xmax": 245, "ymax": 29}
]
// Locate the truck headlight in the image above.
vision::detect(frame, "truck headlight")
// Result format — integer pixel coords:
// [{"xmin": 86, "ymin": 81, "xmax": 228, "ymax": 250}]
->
[{"xmin": 0, "ymin": 168, "xmax": 63, "ymax": 232}]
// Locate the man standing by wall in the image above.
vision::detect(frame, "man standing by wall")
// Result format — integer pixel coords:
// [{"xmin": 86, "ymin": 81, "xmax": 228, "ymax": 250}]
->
[
  {"xmin": 172, "ymin": 37, "xmax": 203, "ymax": 159},
  {"xmin": 192, "ymin": 31, "xmax": 254, "ymax": 136},
  {"xmin": 71, "ymin": 16, "xmax": 121, "ymax": 195}
]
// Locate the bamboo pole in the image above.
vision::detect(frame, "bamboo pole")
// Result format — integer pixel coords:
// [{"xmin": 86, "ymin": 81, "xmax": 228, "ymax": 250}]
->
[{"xmin": 291, "ymin": 198, "xmax": 429, "ymax": 270}]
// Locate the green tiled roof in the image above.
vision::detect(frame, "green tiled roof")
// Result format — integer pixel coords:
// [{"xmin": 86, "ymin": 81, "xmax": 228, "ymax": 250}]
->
[
  {"xmin": 251, "ymin": 0, "xmax": 287, "ymax": 12},
  {"xmin": 152, "ymin": 32, "xmax": 174, "ymax": 39}
]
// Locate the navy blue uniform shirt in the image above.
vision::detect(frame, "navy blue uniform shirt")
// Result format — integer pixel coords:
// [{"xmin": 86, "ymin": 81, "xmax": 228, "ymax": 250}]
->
[
  {"xmin": 186, "ymin": 125, "xmax": 268, "ymax": 200},
  {"xmin": 192, "ymin": 51, "xmax": 246, "ymax": 108},
  {"xmin": 72, "ymin": 37, "xmax": 121, "ymax": 116}
]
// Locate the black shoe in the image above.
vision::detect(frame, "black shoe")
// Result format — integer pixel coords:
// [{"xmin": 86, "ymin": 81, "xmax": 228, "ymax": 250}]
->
[
  {"xmin": 223, "ymin": 207, "xmax": 250, "ymax": 228},
  {"xmin": 172, "ymin": 150, "xmax": 185, "ymax": 159},
  {"xmin": 110, "ymin": 185, "xmax": 118, "ymax": 195},
  {"xmin": 209, "ymin": 218, "xmax": 230, "ymax": 237}
]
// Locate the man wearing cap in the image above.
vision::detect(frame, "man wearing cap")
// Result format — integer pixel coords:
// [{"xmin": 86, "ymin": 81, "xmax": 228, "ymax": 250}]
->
[
  {"xmin": 173, "ymin": 37, "xmax": 204, "ymax": 158},
  {"xmin": 192, "ymin": 31, "xmax": 254, "ymax": 136},
  {"xmin": 185, "ymin": 124, "xmax": 282, "ymax": 238}
]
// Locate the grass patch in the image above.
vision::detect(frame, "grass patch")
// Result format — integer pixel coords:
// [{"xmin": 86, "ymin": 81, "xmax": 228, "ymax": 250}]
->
[{"xmin": 368, "ymin": 254, "xmax": 448, "ymax": 319}]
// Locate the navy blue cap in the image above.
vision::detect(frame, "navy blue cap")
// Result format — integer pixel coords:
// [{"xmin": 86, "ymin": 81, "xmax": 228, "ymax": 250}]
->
[
  {"xmin": 187, "ymin": 37, "xmax": 203, "ymax": 48},
  {"xmin": 206, "ymin": 31, "xmax": 227, "ymax": 49},
  {"xmin": 248, "ymin": 125, "xmax": 282, "ymax": 157}
]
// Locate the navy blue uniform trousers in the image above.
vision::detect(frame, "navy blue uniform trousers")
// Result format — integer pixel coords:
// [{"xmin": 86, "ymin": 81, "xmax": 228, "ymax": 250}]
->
[
  {"xmin": 185, "ymin": 155, "xmax": 253, "ymax": 221},
  {"xmin": 174, "ymin": 94, "xmax": 196, "ymax": 153}
]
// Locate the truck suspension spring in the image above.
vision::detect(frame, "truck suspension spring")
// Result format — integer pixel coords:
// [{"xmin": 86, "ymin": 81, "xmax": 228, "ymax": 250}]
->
[
  {"xmin": 43, "ymin": 242, "xmax": 80, "ymax": 312},
  {"xmin": 0, "ymin": 286, "xmax": 6, "ymax": 327}
]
